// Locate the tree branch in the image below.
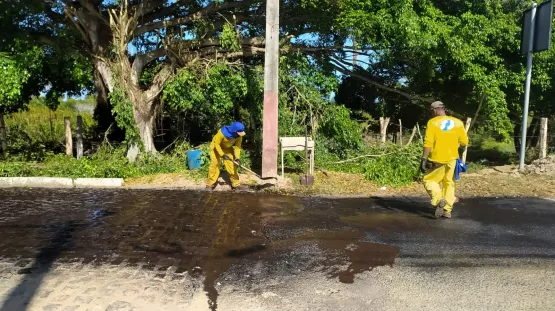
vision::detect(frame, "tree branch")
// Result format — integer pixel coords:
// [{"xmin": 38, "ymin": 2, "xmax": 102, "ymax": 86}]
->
[
  {"xmin": 63, "ymin": 7, "xmax": 91, "ymax": 47},
  {"xmin": 291, "ymin": 45, "xmax": 373, "ymax": 53},
  {"xmin": 131, "ymin": 48, "xmax": 167, "ymax": 86},
  {"xmin": 137, "ymin": 0, "xmax": 193, "ymax": 21},
  {"xmin": 330, "ymin": 57, "xmax": 432, "ymax": 102},
  {"xmin": 207, "ymin": 47, "xmax": 265, "ymax": 59},
  {"xmin": 134, "ymin": 0, "xmax": 257, "ymax": 36},
  {"xmin": 146, "ymin": 64, "xmax": 173, "ymax": 102},
  {"xmin": 78, "ymin": 0, "xmax": 108, "ymax": 24}
]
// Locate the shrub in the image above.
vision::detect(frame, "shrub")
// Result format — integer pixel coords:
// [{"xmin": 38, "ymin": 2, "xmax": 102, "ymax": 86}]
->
[
  {"xmin": 4, "ymin": 100, "xmax": 96, "ymax": 160},
  {"xmin": 318, "ymin": 105, "xmax": 363, "ymax": 157},
  {"xmin": 362, "ymin": 144, "xmax": 422, "ymax": 187}
]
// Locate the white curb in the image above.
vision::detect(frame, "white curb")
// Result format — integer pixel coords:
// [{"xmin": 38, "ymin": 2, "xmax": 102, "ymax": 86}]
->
[
  {"xmin": 0, "ymin": 177, "xmax": 74, "ymax": 188},
  {"xmin": 74, "ymin": 178, "xmax": 124, "ymax": 188},
  {"xmin": 0, "ymin": 177, "xmax": 124, "ymax": 188}
]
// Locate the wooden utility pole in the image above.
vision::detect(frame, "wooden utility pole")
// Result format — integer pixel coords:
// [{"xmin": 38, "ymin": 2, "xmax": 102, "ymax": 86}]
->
[
  {"xmin": 261, "ymin": 0, "xmax": 280, "ymax": 178},
  {"xmin": 540, "ymin": 117, "xmax": 548, "ymax": 159},
  {"xmin": 76, "ymin": 116, "xmax": 83, "ymax": 159},
  {"xmin": 64, "ymin": 117, "xmax": 72, "ymax": 156},
  {"xmin": 0, "ymin": 113, "xmax": 7, "ymax": 155}
]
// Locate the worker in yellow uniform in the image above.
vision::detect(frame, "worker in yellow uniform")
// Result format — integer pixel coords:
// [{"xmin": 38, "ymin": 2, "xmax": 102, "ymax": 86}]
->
[
  {"xmin": 421, "ymin": 101, "xmax": 469, "ymax": 219},
  {"xmin": 206, "ymin": 122, "xmax": 246, "ymax": 191}
]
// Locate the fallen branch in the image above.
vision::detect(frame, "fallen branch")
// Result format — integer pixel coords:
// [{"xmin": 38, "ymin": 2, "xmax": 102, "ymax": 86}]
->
[{"xmin": 332, "ymin": 152, "xmax": 413, "ymax": 164}]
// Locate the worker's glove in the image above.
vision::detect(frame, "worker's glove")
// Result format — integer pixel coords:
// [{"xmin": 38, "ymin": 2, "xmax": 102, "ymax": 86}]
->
[
  {"xmin": 234, "ymin": 158, "xmax": 241, "ymax": 166},
  {"xmin": 420, "ymin": 157, "xmax": 428, "ymax": 174},
  {"xmin": 222, "ymin": 154, "xmax": 231, "ymax": 161}
]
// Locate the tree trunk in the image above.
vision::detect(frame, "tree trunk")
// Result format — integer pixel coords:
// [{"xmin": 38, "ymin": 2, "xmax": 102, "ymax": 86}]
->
[
  {"xmin": 135, "ymin": 109, "xmax": 156, "ymax": 153},
  {"xmin": 93, "ymin": 66, "xmax": 126, "ymax": 142}
]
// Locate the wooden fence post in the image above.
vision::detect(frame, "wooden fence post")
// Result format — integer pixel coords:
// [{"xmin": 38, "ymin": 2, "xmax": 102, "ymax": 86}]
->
[
  {"xmin": 76, "ymin": 115, "xmax": 83, "ymax": 159},
  {"xmin": 398, "ymin": 119, "xmax": 403, "ymax": 146},
  {"xmin": 0, "ymin": 113, "xmax": 7, "ymax": 155},
  {"xmin": 461, "ymin": 118, "xmax": 472, "ymax": 163},
  {"xmin": 540, "ymin": 117, "xmax": 548, "ymax": 159},
  {"xmin": 416, "ymin": 123, "xmax": 423, "ymax": 142},
  {"xmin": 406, "ymin": 126, "xmax": 417, "ymax": 146},
  {"xmin": 64, "ymin": 117, "xmax": 72, "ymax": 157},
  {"xmin": 379, "ymin": 117, "xmax": 390, "ymax": 143}
]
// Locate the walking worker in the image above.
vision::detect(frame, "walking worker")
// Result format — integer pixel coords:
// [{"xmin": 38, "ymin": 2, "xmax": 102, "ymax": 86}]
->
[
  {"xmin": 206, "ymin": 122, "xmax": 246, "ymax": 191},
  {"xmin": 420, "ymin": 101, "xmax": 469, "ymax": 219}
]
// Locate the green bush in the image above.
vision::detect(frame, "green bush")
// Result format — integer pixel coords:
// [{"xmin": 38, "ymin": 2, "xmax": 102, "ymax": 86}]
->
[
  {"xmin": 0, "ymin": 141, "xmax": 257, "ymax": 179},
  {"xmin": 319, "ymin": 104, "xmax": 363, "ymax": 157},
  {"xmin": 4, "ymin": 99, "xmax": 96, "ymax": 160},
  {"xmin": 362, "ymin": 143, "xmax": 421, "ymax": 187},
  {"xmin": 313, "ymin": 142, "xmax": 422, "ymax": 187}
]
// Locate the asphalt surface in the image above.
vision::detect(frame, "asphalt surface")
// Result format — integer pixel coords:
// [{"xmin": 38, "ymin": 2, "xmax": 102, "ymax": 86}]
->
[{"xmin": 0, "ymin": 189, "xmax": 554, "ymax": 311}]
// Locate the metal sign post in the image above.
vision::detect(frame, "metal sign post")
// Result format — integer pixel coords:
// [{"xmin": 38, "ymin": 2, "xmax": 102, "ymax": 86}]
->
[
  {"xmin": 519, "ymin": 0, "xmax": 553, "ymax": 170},
  {"xmin": 519, "ymin": 3, "xmax": 537, "ymax": 170}
]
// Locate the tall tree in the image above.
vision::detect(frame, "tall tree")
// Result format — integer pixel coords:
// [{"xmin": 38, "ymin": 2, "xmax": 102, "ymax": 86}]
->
[
  {"xmin": 332, "ymin": 0, "xmax": 555, "ymax": 142},
  {"xmin": 31, "ymin": 0, "xmax": 355, "ymax": 154}
]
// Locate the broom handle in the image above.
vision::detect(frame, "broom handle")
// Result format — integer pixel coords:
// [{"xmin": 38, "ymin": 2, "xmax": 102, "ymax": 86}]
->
[{"xmin": 228, "ymin": 159, "xmax": 262, "ymax": 179}]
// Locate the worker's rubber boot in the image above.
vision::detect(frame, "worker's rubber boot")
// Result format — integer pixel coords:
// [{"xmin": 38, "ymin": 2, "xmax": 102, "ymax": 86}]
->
[
  {"xmin": 434, "ymin": 199, "xmax": 447, "ymax": 219},
  {"xmin": 442, "ymin": 211, "xmax": 452, "ymax": 219}
]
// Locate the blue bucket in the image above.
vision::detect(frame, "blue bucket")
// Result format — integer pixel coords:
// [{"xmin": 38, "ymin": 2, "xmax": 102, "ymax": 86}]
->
[{"xmin": 187, "ymin": 150, "xmax": 202, "ymax": 170}]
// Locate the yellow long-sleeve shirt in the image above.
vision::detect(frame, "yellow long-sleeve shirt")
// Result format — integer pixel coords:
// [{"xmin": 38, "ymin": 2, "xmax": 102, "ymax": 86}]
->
[
  {"xmin": 210, "ymin": 129, "xmax": 242, "ymax": 159},
  {"xmin": 424, "ymin": 116, "xmax": 469, "ymax": 164}
]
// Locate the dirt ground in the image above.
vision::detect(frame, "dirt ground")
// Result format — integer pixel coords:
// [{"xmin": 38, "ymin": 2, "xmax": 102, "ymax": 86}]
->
[{"xmin": 125, "ymin": 166, "xmax": 555, "ymax": 198}]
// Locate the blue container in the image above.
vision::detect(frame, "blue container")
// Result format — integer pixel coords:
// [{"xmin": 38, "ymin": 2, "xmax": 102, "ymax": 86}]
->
[{"xmin": 187, "ymin": 150, "xmax": 202, "ymax": 170}]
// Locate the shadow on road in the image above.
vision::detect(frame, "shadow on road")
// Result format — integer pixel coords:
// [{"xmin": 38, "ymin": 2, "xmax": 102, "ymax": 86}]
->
[
  {"xmin": 370, "ymin": 196, "xmax": 436, "ymax": 219},
  {"xmin": 0, "ymin": 221, "xmax": 79, "ymax": 311}
]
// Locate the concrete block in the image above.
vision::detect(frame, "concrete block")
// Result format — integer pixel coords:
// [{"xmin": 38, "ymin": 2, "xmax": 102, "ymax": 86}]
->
[
  {"xmin": 0, "ymin": 177, "xmax": 74, "ymax": 188},
  {"xmin": 73, "ymin": 178, "xmax": 124, "ymax": 188}
]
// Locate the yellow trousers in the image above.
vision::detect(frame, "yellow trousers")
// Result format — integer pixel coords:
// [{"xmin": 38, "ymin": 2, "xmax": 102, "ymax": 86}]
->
[
  {"xmin": 423, "ymin": 160, "xmax": 456, "ymax": 212},
  {"xmin": 206, "ymin": 148, "xmax": 240, "ymax": 188}
]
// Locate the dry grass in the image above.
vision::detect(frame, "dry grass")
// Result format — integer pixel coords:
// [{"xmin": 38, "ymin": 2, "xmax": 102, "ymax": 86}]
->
[
  {"xmin": 290, "ymin": 169, "xmax": 555, "ymax": 198},
  {"xmin": 125, "ymin": 168, "xmax": 555, "ymax": 198}
]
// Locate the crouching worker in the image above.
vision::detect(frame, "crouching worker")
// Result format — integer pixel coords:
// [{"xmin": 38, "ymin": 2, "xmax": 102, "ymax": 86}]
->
[
  {"xmin": 420, "ymin": 101, "xmax": 469, "ymax": 219},
  {"xmin": 205, "ymin": 122, "xmax": 246, "ymax": 191}
]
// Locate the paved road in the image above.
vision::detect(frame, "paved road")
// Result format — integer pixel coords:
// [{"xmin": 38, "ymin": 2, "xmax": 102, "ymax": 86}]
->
[{"xmin": 0, "ymin": 189, "xmax": 554, "ymax": 311}]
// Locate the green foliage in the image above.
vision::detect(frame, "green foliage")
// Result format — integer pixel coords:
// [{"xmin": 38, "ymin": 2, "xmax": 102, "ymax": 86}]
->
[
  {"xmin": 162, "ymin": 62, "xmax": 248, "ymax": 139},
  {"xmin": 334, "ymin": 0, "xmax": 541, "ymax": 138},
  {"xmin": 4, "ymin": 99, "xmax": 96, "ymax": 160},
  {"xmin": 313, "ymin": 142, "xmax": 423, "ymax": 187},
  {"xmin": 109, "ymin": 67, "xmax": 139, "ymax": 143},
  {"xmin": 0, "ymin": 44, "xmax": 44, "ymax": 112},
  {"xmin": 220, "ymin": 23, "xmax": 241, "ymax": 51},
  {"xmin": 207, "ymin": 64, "xmax": 248, "ymax": 115},
  {"xmin": 363, "ymin": 144, "xmax": 422, "ymax": 187},
  {"xmin": 0, "ymin": 140, "xmax": 254, "ymax": 179},
  {"xmin": 0, "ymin": 145, "xmax": 188, "ymax": 178},
  {"xmin": 163, "ymin": 69, "xmax": 205, "ymax": 111},
  {"xmin": 319, "ymin": 105, "xmax": 363, "ymax": 156}
]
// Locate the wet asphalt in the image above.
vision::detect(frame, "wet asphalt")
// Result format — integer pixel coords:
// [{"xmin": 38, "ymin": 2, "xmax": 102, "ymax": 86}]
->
[{"xmin": 0, "ymin": 189, "xmax": 554, "ymax": 310}]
